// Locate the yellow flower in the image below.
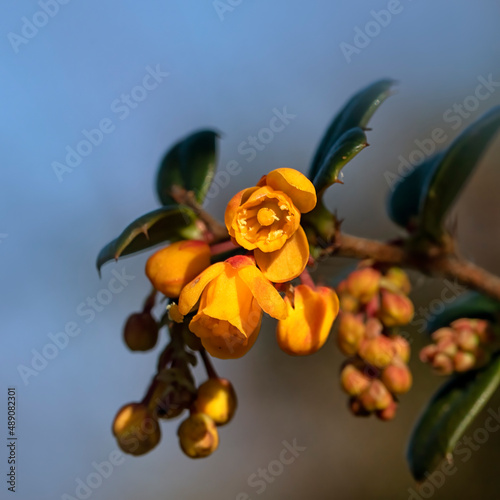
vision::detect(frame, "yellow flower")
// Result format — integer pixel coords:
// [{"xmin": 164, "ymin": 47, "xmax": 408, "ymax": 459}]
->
[
  {"xmin": 225, "ymin": 168, "xmax": 316, "ymax": 283},
  {"xmin": 178, "ymin": 255, "xmax": 287, "ymax": 359},
  {"xmin": 276, "ymin": 285, "xmax": 339, "ymax": 355},
  {"xmin": 145, "ymin": 240, "xmax": 211, "ymax": 298}
]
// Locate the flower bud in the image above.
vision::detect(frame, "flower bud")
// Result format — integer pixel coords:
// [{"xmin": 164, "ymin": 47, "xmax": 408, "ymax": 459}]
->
[
  {"xmin": 193, "ymin": 378, "xmax": 237, "ymax": 426},
  {"xmin": 381, "ymin": 362, "xmax": 412, "ymax": 394},
  {"xmin": 358, "ymin": 334, "xmax": 395, "ymax": 368},
  {"xmin": 340, "ymin": 364, "xmax": 371, "ymax": 396},
  {"xmin": 392, "ymin": 336, "xmax": 411, "ymax": 363},
  {"xmin": 378, "ymin": 291, "xmax": 414, "ymax": 327},
  {"xmin": 376, "ymin": 400, "xmax": 398, "ymax": 421},
  {"xmin": 348, "ymin": 397, "xmax": 371, "ymax": 417},
  {"xmin": 123, "ymin": 312, "xmax": 159, "ymax": 351},
  {"xmin": 339, "ymin": 293, "xmax": 360, "ymax": 313},
  {"xmin": 456, "ymin": 329, "xmax": 480, "ymax": 353},
  {"xmin": 453, "ymin": 351, "xmax": 476, "ymax": 372},
  {"xmin": 346, "ymin": 268, "xmax": 381, "ymax": 304},
  {"xmin": 384, "ymin": 267, "xmax": 411, "ymax": 295},
  {"xmin": 177, "ymin": 413, "xmax": 219, "ymax": 459},
  {"xmin": 431, "ymin": 327, "xmax": 455, "ymax": 343},
  {"xmin": 364, "ymin": 318, "xmax": 383, "ymax": 340},
  {"xmin": 432, "ymin": 353, "xmax": 454, "ymax": 375},
  {"xmin": 359, "ymin": 380, "xmax": 393, "ymax": 412},
  {"xmin": 419, "ymin": 344, "xmax": 438, "ymax": 363},
  {"xmin": 276, "ymin": 285, "xmax": 339, "ymax": 356},
  {"xmin": 436, "ymin": 337, "xmax": 458, "ymax": 358},
  {"xmin": 112, "ymin": 403, "xmax": 161, "ymax": 456},
  {"xmin": 146, "ymin": 240, "xmax": 211, "ymax": 298},
  {"xmin": 337, "ymin": 313, "xmax": 365, "ymax": 356}
]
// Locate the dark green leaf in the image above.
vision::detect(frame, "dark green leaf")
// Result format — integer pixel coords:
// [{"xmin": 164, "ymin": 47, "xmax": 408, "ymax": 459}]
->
[
  {"xmin": 387, "ymin": 154, "xmax": 442, "ymax": 229},
  {"xmin": 96, "ymin": 206, "xmax": 200, "ymax": 274},
  {"xmin": 156, "ymin": 130, "xmax": 219, "ymax": 206},
  {"xmin": 312, "ymin": 127, "xmax": 368, "ymax": 193},
  {"xmin": 427, "ymin": 292, "xmax": 500, "ymax": 333},
  {"xmin": 419, "ymin": 106, "xmax": 500, "ymax": 241},
  {"xmin": 309, "ymin": 79, "xmax": 396, "ymax": 181},
  {"xmin": 407, "ymin": 352, "xmax": 500, "ymax": 481}
]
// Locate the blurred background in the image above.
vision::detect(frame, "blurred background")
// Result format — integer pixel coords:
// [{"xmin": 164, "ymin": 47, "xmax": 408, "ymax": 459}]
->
[{"xmin": 2, "ymin": 1, "xmax": 500, "ymax": 499}]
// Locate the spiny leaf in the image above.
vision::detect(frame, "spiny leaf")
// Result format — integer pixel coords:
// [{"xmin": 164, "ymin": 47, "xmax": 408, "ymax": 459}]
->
[
  {"xmin": 312, "ymin": 127, "xmax": 368, "ymax": 193},
  {"xmin": 419, "ymin": 106, "xmax": 500, "ymax": 242},
  {"xmin": 96, "ymin": 206, "xmax": 200, "ymax": 274},
  {"xmin": 309, "ymin": 79, "xmax": 396, "ymax": 181},
  {"xmin": 156, "ymin": 130, "xmax": 219, "ymax": 206},
  {"xmin": 407, "ymin": 353, "xmax": 500, "ymax": 481}
]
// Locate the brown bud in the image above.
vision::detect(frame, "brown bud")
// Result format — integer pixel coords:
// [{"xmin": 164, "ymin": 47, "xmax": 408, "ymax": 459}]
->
[
  {"xmin": 177, "ymin": 413, "xmax": 219, "ymax": 459},
  {"xmin": 340, "ymin": 364, "xmax": 371, "ymax": 396},
  {"xmin": 381, "ymin": 362, "xmax": 413, "ymax": 394},
  {"xmin": 378, "ymin": 291, "xmax": 414, "ymax": 327},
  {"xmin": 359, "ymin": 380, "xmax": 393, "ymax": 411},
  {"xmin": 123, "ymin": 312, "xmax": 159, "ymax": 351},
  {"xmin": 193, "ymin": 378, "xmax": 237, "ymax": 426},
  {"xmin": 358, "ymin": 334, "xmax": 395, "ymax": 368},
  {"xmin": 348, "ymin": 397, "xmax": 371, "ymax": 417},
  {"xmin": 346, "ymin": 268, "xmax": 381, "ymax": 304},
  {"xmin": 337, "ymin": 313, "xmax": 366, "ymax": 355},
  {"xmin": 385, "ymin": 267, "xmax": 411, "ymax": 295},
  {"xmin": 453, "ymin": 351, "xmax": 476, "ymax": 372},
  {"xmin": 112, "ymin": 403, "xmax": 161, "ymax": 456},
  {"xmin": 392, "ymin": 336, "xmax": 411, "ymax": 363}
]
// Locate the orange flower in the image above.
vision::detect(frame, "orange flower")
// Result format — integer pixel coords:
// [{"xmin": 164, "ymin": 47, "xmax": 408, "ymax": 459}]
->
[
  {"xmin": 145, "ymin": 240, "xmax": 211, "ymax": 298},
  {"xmin": 178, "ymin": 255, "xmax": 287, "ymax": 359},
  {"xmin": 276, "ymin": 285, "xmax": 339, "ymax": 355},
  {"xmin": 225, "ymin": 168, "xmax": 316, "ymax": 283}
]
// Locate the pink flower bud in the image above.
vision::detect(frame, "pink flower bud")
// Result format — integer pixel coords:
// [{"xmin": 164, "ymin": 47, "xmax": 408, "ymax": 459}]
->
[
  {"xmin": 453, "ymin": 351, "xmax": 476, "ymax": 372},
  {"xmin": 432, "ymin": 353, "xmax": 454, "ymax": 375},
  {"xmin": 359, "ymin": 380, "xmax": 393, "ymax": 412},
  {"xmin": 358, "ymin": 334, "xmax": 395, "ymax": 368},
  {"xmin": 392, "ymin": 336, "xmax": 411, "ymax": 363},
  {"xmin": 385, "ymin": 267, "xmax": 411, "ymax": 295},
  {"xmin": 381, "ymin": 362, "xmax": 413, "ymax": 394},
  {"xmin": 346, "ymin": 268, "xmax": 381, "ymax": 304},
  {"xmin": 340, "ymin": 364, "xmax": 371, "ymax": 396},
  {"xmin": 375, "ymin": 399, "xmax": 398, "ymax": 421},
  {"xmin": 378, "ymin": 291, "xmax": 414, "ymax": 327}
]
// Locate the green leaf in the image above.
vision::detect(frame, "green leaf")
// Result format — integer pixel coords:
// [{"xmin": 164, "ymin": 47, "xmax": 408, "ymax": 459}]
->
[
  {"xmin": 427, "ymin": 292, "xmax": 500, "ymax": 333},
  {"xmin": 419, "ymin": 106, "xmax": 500, "ymax": 242},
  {"xmin": 96, "ymin": 206, "xmax": 200, "ymax": 274},
  {"xmin": 407, "ymin": 353, "xmax": 500, "ymax": 481},
  {"xmin": 309, "ymin": 79, "xmax": 396, "ymax": 181},
  {"xmin": 387, "ymin": 154, "xmax": 442, "ymax": 229},
  {"xmin": 156, "ymin": 130, "xmax": 219, "ymax": 206},
  {"xmin": 312, "ymin": 127, "xmax": 368, "ymax": 193}
]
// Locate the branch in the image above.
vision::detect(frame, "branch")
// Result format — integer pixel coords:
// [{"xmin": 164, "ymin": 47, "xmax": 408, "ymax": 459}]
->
[{"xmin": 324, "ymin": 233, "xmax": 500, "ymax": 303}]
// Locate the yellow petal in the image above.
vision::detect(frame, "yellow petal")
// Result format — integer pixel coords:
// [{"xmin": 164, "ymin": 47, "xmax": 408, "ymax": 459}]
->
[
  {"xmin": 254, "ymin": 225, "xmax": 310, "ymax": 283},
  {"xmin": 178, "ymin": 262, "xmax": 226, "ymax": 315},
  {"xmin": 224, "ymin": 187, "xmax": 259, "ymax": 235},
  {"xmin": 276, "ymin": 285, "xmax": 339, "ymax": 356},
  {"xmin": 237, "ymin": 265, "xmax": 287, "ymax": 320},
  {"xmin": 265, "ymin": 168, "xmax": 317, "ymax": 213}
]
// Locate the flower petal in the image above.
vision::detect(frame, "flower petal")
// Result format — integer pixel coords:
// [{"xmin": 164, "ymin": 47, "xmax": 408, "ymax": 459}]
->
[
  {"xmin": 178, "ymin": 262, "xmax": 226, "ymax": 315},
  {"xmin": 237, "ymin": 265, "xmax": 288, "ymax": 320},
  {"xmin": 254, "ymin": 225, "xmax": 309, "ymax": 283},
  {"xmin": 224, "ymin": 187, "xmax": 259, "ymax": 234},
  {"xmin": 265, "ymin": 168, "xmax": 317, "ymax": 213}
]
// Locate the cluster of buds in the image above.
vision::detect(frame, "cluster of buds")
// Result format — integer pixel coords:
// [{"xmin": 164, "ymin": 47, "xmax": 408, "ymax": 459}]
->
[
  {"xmin": 336, "ymin": 266, "xmax": 414, "ymax": 420},
  {"xmin": 420, "ymin": 318, "xmax": 495, "ymax": 375}
]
